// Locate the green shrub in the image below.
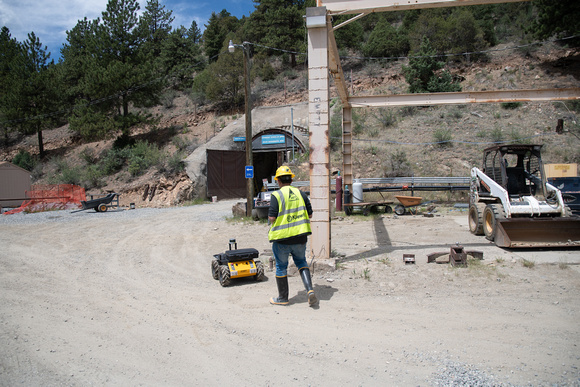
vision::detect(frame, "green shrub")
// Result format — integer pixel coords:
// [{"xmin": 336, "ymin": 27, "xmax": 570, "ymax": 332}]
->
[
  {"xmin": 383, "ymin": 149, "xmax": 412, "ymax": 177},
  {"xmin": 399, "ymin": 106, "xmax": 418, "ymax": 117},
  {"xmin": 434, "ymin": 128, "xmax": 453, "ymax": 147},
  {"xmin": 166, "ymin": 151, "xmax": 186, "ymax": 174},
  {"xmin": 12, "ymin": 150, "xmax": 37, "ymax": 171},
  {"xmin": 259, "ymin": 62, "xmax": 277, "ymax": 82},
  {"xmin": 352, "ymin": 110, "xmax": 365, "ymax": 135},
  {"xmin": 501, "ymin": 102, "xmax": 522, "ymax": 110},
  {"xmin": 490, "ymin": 127, "xmax": 504, "ymax": 143},
  {"xmin": 161, "ymin": 89, "xmax": 178, "ymax": 109},
  {"xmin": 79, "ymin": 148, "xmax": 98, "ymax": 164},
  {"xmin": 374, "ymin": 108, "xmax": 397, "ymax": 129},
  {"xmin": 99, "ymin": 148, "xmax": 128, "ymax": 175},
  {"xmin": 127, "ymin": 141, "xmax": 162, "ymax": 176},
  {"xmin": 82, "ymin": 165, "xmax": 105, "ymax": 189},
  {"xmin": 49, "ymin": 159, "xmax": 83, "ymax": 185}
]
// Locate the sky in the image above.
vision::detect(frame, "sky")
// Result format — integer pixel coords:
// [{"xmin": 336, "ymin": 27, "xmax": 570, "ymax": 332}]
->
[{"xmin": 0, "ymin": 0, "xmax": 256, "ymax": 61}]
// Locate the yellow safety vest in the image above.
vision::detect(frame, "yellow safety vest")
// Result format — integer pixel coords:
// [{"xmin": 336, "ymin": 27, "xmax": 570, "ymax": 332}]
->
[{"xmin": 268, "ymin": 186, "xmax": 311, "ymax": 242}]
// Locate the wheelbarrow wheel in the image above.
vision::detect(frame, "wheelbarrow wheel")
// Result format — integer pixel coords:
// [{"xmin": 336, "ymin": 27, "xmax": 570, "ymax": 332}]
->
[
  {"xmin": 384, "ymin": 205, "xmax": 393, "ymax": 214},
  {"xmin": 394, "ymin": 204, "xmax": 406, "ymax": 215},
  {"xmin": 98, "ymin": 203, "xmax": 108, "ymax": 212}
]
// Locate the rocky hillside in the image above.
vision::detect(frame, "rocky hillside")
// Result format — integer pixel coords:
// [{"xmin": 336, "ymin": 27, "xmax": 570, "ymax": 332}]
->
[{"xmin": 2, "ymin": 41, "xmax": 579, "ymax": 208}]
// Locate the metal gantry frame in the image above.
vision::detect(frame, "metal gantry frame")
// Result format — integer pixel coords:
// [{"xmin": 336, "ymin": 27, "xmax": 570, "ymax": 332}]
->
[{"xmin": 306, "ymin": 0, "xmax": 580, "ymax": 262}]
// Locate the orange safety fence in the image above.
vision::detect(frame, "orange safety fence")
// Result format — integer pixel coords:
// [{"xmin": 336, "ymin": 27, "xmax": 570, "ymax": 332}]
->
[{"xmin": 3, "ymin": 184, "xmax": 86, "ymax": 215}]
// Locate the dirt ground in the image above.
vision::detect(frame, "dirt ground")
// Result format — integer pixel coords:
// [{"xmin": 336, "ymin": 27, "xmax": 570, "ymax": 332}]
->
[{"xmin": 1, "ymin": 200, "xmax": 579, "ymax": 386}]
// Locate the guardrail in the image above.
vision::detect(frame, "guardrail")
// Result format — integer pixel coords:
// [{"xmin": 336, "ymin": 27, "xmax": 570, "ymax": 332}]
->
[{"xmin": 292, "ymin": 176, "xmax": 470, "ymax": 190}]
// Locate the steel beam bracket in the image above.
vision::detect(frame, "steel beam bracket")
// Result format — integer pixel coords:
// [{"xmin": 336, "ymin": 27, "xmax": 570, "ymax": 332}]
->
[{"xmin": 427, "ymin": 244, "xmax": 483, "ymax": 267}]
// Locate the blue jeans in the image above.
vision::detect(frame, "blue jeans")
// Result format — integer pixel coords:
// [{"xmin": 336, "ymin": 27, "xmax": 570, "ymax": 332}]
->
[{"xmin": 272, "ymin": 242, "xmax": 308, "ymax": 277}]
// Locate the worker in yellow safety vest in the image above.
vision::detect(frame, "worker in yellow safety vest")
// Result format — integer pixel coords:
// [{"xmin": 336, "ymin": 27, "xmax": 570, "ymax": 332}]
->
[{"xmin": 268, "ymin": 166, "xmax": 317, "ymax": 306}]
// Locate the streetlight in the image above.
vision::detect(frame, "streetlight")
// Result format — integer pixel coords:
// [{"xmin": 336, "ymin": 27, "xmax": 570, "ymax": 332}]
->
[{"xmin": 229, "ymin": 40, "xmax": 254, "ymax": 217}]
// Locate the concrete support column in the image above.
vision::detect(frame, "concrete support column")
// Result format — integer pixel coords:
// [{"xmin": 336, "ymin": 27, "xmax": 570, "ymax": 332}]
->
[{"xmin": 306, "ymin": 7, "xmax": 331, "ymax": 262}]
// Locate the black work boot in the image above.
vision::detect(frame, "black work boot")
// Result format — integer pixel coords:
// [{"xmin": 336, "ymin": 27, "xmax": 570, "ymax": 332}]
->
[
  {"xmin": 299, "ymin": 267, "xmax": 318, "ymax": 306},
  {"xmin": 270, "ymin": 276, "xmax": 289, "ymax": 305}
]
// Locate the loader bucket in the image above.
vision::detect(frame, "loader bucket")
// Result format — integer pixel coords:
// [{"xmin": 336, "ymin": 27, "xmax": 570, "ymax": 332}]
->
[{"xmin": 495, "ymin": 217, "xmax": 580, "ymax": 248}]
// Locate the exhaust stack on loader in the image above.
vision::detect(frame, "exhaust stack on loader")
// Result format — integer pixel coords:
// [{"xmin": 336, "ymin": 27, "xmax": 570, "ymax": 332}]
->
[{"xmin": 468, "ymin": 144, "xmax": 580, "ymax": 248}]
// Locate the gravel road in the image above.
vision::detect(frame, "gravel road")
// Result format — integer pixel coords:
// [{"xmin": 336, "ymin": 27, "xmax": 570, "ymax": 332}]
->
[{"xmin": 1, "ymin": 201, "xmax": 579, "ymax": 386}]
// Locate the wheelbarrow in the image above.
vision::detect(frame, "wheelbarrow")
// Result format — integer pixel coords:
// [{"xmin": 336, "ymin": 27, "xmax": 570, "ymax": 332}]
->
[
  {"xmin": 72, "ymin": 193, "xmax": 119, "ymax": 213},
  {"xmin": 394, "ymin": 195, "xmax": 423, "ymax": 215}
]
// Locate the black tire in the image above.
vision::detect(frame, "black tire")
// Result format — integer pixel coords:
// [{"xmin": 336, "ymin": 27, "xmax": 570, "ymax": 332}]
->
[
  {"xmin": 211, "ymin": 259, "xmax": 219, "ymax": 280},
  {"xmin": 483, "ymin": 204, "xmax": 505, "ymax": 241},
  {"xmin": 468, "ymin": 203, "xmax": 485, "ymax": 235},
  {"xmin": 384, "ymin": 205, "xmax": 393, "ymax": 214},
  {"xmin": 98, "ymin": 203, "xmax": 107, "ymax": 212},
  {"xmin": 255, "ymin": 261, "xmax": 265, "ymax": 281},
  {"xmin": 218, "ymin": 265, "xmax": 231, "ymax": 287},
  {"xmin": 394, "ymin": 204, "xmax": 406, "ymax": 215},
  {"xmin": 345, "ymin": 205, "xmax": 352, "ymax": 216}
]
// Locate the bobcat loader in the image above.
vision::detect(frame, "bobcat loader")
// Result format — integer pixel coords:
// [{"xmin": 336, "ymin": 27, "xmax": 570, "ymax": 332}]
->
[{"xmin": 469, "ymin": 144, "xmax": 580, "ymax": 248}]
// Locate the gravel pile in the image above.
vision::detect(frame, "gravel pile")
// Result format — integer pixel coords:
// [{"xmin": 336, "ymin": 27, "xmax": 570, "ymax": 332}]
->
[{"xmin": 430, "ymin": 361, "xmax": 514, "ymax": 387}]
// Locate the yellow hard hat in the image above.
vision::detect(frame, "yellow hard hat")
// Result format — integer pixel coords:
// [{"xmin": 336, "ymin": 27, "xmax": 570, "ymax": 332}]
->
[{"xmin": 275, "ymin": 166, "xmax": 295, "ymax": 179}]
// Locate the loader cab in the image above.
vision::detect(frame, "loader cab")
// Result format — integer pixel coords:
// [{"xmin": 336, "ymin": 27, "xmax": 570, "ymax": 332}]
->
[{"xmin": 482, "ymin": 144, "xmax": 546, "ymax": 199}]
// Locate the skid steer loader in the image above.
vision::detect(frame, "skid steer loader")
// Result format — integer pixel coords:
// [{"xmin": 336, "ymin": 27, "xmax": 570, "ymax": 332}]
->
[{"xmin": 469, "ymin": 144, "xmax": 580, "ymax": 248}]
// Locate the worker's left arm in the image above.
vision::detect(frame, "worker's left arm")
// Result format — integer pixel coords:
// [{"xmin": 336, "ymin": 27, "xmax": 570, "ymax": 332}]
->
[{"xmin": 301, "ymin": 192, "xmax": 313, "ymax": 218}]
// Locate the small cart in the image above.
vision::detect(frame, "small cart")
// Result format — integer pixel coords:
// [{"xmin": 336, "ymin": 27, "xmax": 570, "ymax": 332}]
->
[
  {"xmin": 343, "ymin": 200, "xmax": 394, "ymax": 216},
  {"xmin": 72, "ymin": 193, "xmax": 119, "ymax": 213},
  {"xmin": 394, "ymin": 195, "xmax": 423, "ymax": 215}
]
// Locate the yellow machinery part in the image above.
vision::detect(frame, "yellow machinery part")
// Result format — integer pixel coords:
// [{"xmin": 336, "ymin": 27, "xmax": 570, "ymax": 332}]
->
[{"xmin": 228, "ymin": 260, "xmax": 258, "ymax": 278}]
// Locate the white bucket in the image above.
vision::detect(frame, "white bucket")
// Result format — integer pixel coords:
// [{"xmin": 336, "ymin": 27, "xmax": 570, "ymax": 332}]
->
[{"xmin": 212, "ymin": 196, "xmax": 217, "ymax": 203}]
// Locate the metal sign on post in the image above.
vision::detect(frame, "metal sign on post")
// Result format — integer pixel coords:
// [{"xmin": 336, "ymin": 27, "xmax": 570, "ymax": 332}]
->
[{"xmin": 245, "ymin": 166, "xmax": 254, "ymax": 179}]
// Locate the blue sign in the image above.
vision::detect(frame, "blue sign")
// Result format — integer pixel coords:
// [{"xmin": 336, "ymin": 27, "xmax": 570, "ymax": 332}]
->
[
  {"xmin": 261, "ymin": 134, "xmax": 285, "ymax": 145},
  {"xmin": 245, "ymin": 166, "xmax": 254, "ymax": 179},
  {"xmin": 233, "ymin": 136, "xmax": 245, "ymax": 142}
]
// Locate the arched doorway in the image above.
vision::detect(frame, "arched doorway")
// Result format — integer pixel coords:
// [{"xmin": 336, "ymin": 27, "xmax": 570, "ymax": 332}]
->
[{"xmin": 251, "ymin": 128, "xmax": 307, "ymax": 192}]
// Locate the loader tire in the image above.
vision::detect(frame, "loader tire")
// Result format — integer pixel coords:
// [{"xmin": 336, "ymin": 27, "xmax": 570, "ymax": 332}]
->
[
  {"xmin": 255, "ymin": 261, "xmax": 265, "ymax": 281},
  {"xmin": 483, "ymin": 204, "xmax": 505, "ymax": 241},
  {"xmin": 218, "ymin": 265, "xmax": 231, "ymax": 287},
  {"xmin": 468, "ymin": 203, "xmax": 485, "ymax": 235},
  {"xmin": 211, "ymin": 259, "xmax": 219, "ymax": 280}
]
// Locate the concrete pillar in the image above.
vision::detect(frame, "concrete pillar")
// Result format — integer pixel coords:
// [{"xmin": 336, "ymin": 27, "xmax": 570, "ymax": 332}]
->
[{"xmin": 306, "ymin": 7, "xmax": 331, "ymax": 262}]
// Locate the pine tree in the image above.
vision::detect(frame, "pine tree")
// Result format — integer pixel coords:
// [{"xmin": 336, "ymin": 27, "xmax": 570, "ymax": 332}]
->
[
  {"xmin": 19, "ymin": 32, "xmax": 59, "ymax": 157},
  {"xmin": 247, "ymin": 0, "xmax": 306, "ymax": 67},
  {"xmin": 160, "ymin": 26, "xmax": 204, "ymax": 89},
  {"xmin": 362, "ymin": 18, "xmax": 409, "ymax": 58},
  {"xmin": 139, "ymin": 0, "xmax": 174, "ymax": 58},
  {"xmin": 403, "ymin": 37, "xmax": 461, "ymax": 93},
  {"xmin": 62, "ymin": 0, "xmax": 163, "ymax": 140},
  {"xmin": 203, "ymin": 10, "xmax": 239, "ymax": 62},
  {"xmin": 187, "ymin": 21, "xmax": 202, "ymax": 45},
  {"xmin": 0, "ymin": 27, "xmax": 24, "ymax": 144},
  {"xmin": 533, "ymin": 0, "xmax": 580, "ymax": 43}
]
